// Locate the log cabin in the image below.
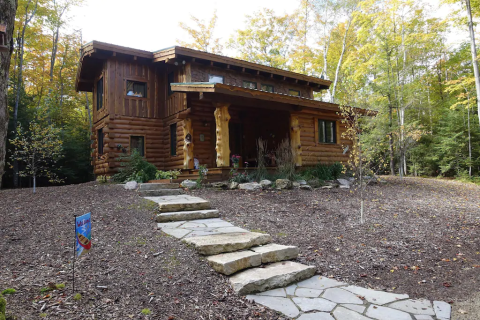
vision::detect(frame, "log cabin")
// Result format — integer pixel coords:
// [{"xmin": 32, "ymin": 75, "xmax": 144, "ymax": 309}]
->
[{"xmin": 75, "ymin": 41, "xmax": 357, "ymax": 181}]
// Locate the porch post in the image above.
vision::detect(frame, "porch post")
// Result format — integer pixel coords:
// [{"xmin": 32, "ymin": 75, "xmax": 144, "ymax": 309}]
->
[
  {"xmin": 214, "ymin": 103, "xmax": 231, "ymax": 167},
  {"xmin": 183, "ymin": 118, "xmax": 194, "ymax": 169},
  {"xmin": 290, "ymin": 114, "xmax": 302, "ymax": 166}
]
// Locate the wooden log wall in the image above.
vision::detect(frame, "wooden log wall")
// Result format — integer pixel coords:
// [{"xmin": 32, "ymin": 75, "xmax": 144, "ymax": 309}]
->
[
  {"xmin": 189, "ymin": 100, "xmax": 216, "ymax": 168},
  {"xmin": 162, "ymin": 115, "xmax": 185, "ymax": 170},
  {"xmin": 292, "ymin": 110, "xmax": 351, "ymax": 165}
]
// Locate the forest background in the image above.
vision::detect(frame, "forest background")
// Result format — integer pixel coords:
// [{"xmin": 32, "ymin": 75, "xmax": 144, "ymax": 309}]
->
[{"xmin": 2, "ymin": 0, "xmax": 480, "ymax": 188}]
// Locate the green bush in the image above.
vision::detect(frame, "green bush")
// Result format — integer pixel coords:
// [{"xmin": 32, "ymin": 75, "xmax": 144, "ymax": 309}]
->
[
  {"xmin": 0, "ymin": 295, "xmax": 5, "ymax": 320},
  {"xmin": 0, "ymin": 289, "xmax": 15, "ymax": 296},
  {"xmin": 300, "ymin": 162, "xmax": 344, "ymax": 181},
  {"xmin": 112, "ymin": 150, "xmax": 157, "ymax": 183},
  {"xmin": 155, "ymin": 169, "xmax": 181, "ymax": 180}
]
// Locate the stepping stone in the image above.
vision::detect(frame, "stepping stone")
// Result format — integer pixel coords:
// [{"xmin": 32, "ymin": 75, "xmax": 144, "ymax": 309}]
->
[
  {"xmin": 297, "ymin": 313, "xmax": 334, "ymax": 320},
  {"xmin": 343, "ymin": 304, "xmax": 367, "ymax": 313},
  {"xmin": 145, "ymin": 195, "xmax": 211, "ymax": 213},
  {"xmin": 212, "ymin": 226, "xmax": 249, "ymax": 233},
  {"xmin": 366, "ymin": 305, "xmax": 412, "ymax": 320},
  {"xmin": 229, "ymin": 261, "xmax": 316, "ymax": 295},
  {"xmin": 245, "ymin": 295, "xmax": 300, "ymax": 318},
  {"xmin": 139, "ymin": 183, "xmax": 180, "ymax": 190},
  {"xmin": 183, "ymin": 232, "xmax": 271, "ymax": 255},
  {"xmin": 342, "ymin": 285, "xmax": 409, "ymax": 305},
  {"xmin": 206, "ymin": 250, "xmax": 261, "ymax": 275},
  {"xmin": 292, "ymin": 297, "xmax": 336, "ymax": 312},
  {"xmin": 433, "ymin": 301, "xmax": 451, "ymax": 320},
  {"xmin": 294, "ymin": 287, "xmax": 323, "ymax": 297},
  {"xmin": 250, "ymin": 243, "xmax": 299, "ymax": 263},
  {"xmin": 333, "ymin": 306, "xmax": 370, "ymax": 320},
  {"xmin": 138, "ymin": 189, "xmax": 183, "ymax": 197},
  {"xmin": 415, "ymin": 316, "xmax": 434, "ymax": 320},
  {"xmin": 322, "ymin": 287, "xmax": 364, "ymax": 304},
  {"xmin": 285, "ymin": 284, "xmax": 297, "ymax": 295},
  {"xmin": 157, "ymin": 221, "xmax": 186, "ymax": 229},
  {"xmin": 156, "ymin": 209, "xmax": 219, "ymax": 222},
  {"xmin": 161, "ymin": 228, "xmax": 191, "ymax": 239},
  {"xmin": 297, "ymin": 276, "xmax": 346, "ymax": 290},
  {"xmin": 257, "ymin": 288, "xmax": 286, "ymax": 297},
  {"xmin": 389, "ymin": 299, "xmax": 435, "ymax": 315},
  {"xmin": 203, "ymin": 221, "xmax": 234, "ymax": 228}
]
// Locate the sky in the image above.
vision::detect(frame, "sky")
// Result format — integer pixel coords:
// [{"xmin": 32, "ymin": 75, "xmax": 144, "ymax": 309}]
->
[{"xmin": 70, "ymin": 0, "xmax": 467, "ymax": 54}]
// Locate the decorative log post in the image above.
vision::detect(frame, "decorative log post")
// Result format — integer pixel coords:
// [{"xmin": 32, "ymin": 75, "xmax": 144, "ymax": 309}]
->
[
  {"xmin": 183, "ymin": 118, "xmax": 194, "ymax": 169},
  {"xmin": 290, "ymin": 114, "xmax": 302, "ymax": 166},
  {"xmin": 214, "ymin": 103, "xmax": 231, "ymax": 167}
]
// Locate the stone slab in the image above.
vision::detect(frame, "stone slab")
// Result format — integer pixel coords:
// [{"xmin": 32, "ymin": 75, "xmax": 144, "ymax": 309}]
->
[
  {"xmin": 433, "ymin": 301, "xmax": 451, "ymax": 320},
  {"xmin": 203, "ymin": 221, "xmax": 234, "ymax": 228},
  {"xmin": 389, "ymin": 299, "xmax": 435, "ymax": 315},
  {"xmin": 156, "ymin": 209, "xmax": 219, "ymax": 222},
  {"xmin": 138, "ymin": 189, "xmax": 183, "ymax": 197},
  {"xmin": 206, "ymin": 250, "xmax": 261, "ymax": 275},
  {"xmin": 343, "ymin": 303, "xmax": 367, "ymax": 313},
  {"xmin": 245, "ymin": 295, "xmax": 300, "ymax": 318},
  {"xmin": 343, "ymin": 285, "xmax": 409, "ymax": 305},
  {"xmin": 285, "ymin": 284, "xmax": 297, "ymax": 296},
  {"xmin": 145, "ymin": 195, "xmax": 211, "ymax": 213},
  {"xmin": 183, "ymin": 232, "xmax": 271, "ymax": 255},
  {"xmin": 415, "ymin": 316, "xmax": 434, "ymax": 320},
  {"xmin": 256, "ymin": 288, "xmax": 286, "ymax": 297},
  {"xmin": 229, "ymin": 261, "xmax": 316, "ymax": 295},
  {"xmin": 212, "ymin": 226, "xmax": 250, "ymax": 233},
  {"xmin": 292, "ymin": 297, "xmax": 336, "ymax": 312},
  {"xmin": 297, "ymin": 312, "xmax": 334, "ymax": 320},
  {"xmin": 161, "ymin": 228, "xmax": 192, "ymax": 239},
  {"xmin": 296, "ymin": 276, "xmax": 346, "ymax": 290},
  {"xmin": 322, "ymin": 287, "xmax": 364, "ymax": 304},
  {"xmin": 157, "ymin": 221, "xmax": 186, "ymax": 229},
  {"xmin": 366, "ymin": 305, "xmax": 412, "ymax": 320},
  {"xmin": 250, "ymin": 243, "xmax": 299, "ymax": 263},
  {"xmin": 333, "ymin": 306, "xmax": 371, "ymax": 320},
  {"xmin": 139, "ymin": 183, "xmax": 179, "ymax": 190},
  {"xmin": 294, "ymin": 287, "xmax": 323, "ymax": 298}
]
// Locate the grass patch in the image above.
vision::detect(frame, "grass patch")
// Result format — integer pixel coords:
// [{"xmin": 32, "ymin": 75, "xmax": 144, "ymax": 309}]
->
[
  {"xmin": 73, "ymin": 293, "xmax": 82, "ymax": 301},
  {"xmin": 141, "ymin": 308, "xmax": 151, "ymax": 315},
  {"xmin": 1, "ymin": 288, "xmax": 16, "ymax": 295}
]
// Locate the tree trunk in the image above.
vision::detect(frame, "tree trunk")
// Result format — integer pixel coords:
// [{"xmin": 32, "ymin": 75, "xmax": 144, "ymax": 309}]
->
[
  {"xmin": 467, "ymin": 106, "xmax": 472, "ymax": 177},
  {"xmin": 331, "ymin": 18, "xmax": 352, "ymax": 103},
  {"xmin": 0, "ymin": 0, "xmax": 18, "ymax": 189},
  {"xmin": 465, "ymin": 0, "xmax": 480, "ymax": 128}
]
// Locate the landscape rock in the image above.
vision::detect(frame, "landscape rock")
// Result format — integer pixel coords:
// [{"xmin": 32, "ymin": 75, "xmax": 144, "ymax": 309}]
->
[
  {"xmin": 229, "ymin": 181, "xmax": 239, "ymax": 190},
  {"xmin": 145, "ymin": 195, "xmax": 211, "ymax": 213},
  {"xmin": 207, "ymin": 250, "xmax": 261, "ymax": 275},
  {"xmin": 333, "ymin": 306, "xmax": 370, "ymax": 320},
  {"xmin": 156, "ymin": 209, "xmax": 220, "ymax": 223},
  {"xmin": 124, "ymin": 181, "xmax": 138, "ymax": 190},
  {"xmin": 259, "ymin": 180, "xmax": 272, "ymax": 188},
  {"xmin": 183, "ymin": 232, "xmax": 271, "ymax": 255},
  {"xmin": 292, "ymin": 297, "xmax": 337, "ymax": 312},
  {"xmin": 245, "ymin": 295, "xmax": 300, "ymax": 318},
  {"xmin": 343, "ymin": 285, "xmax": 409, "ymax": 305},
  {"xmin": 322, "ymin": 288, "xmax": 364, "ymax": 304},
  {"xmin": 307, "ymin": 179, "xmax": 322, "ymax": 188},
  {"xmin": 210, "ymin": 181, "xmax": 229, "ymax": 189},
  {"xmin": 366, "ymin": 304, "xmax": 412, "ymax": 320},
  {"xmin": 296, "ymin": 276, "xmax": 346, "ymax": 290},
  {"xmin": 433, "ymin": 301, "xmax": 451, "ymax": 320},
  {"xmin": 339, "ymin": 185, "xmax": 350, "ymax": 189},
  {"xmin": 297, "ymin": 313, "xmax": 334, "ymax": 320},
  {"xmin": 296, "ymin": 180, "xmax": 307, "ymax": 185},
  {"xmin": 324, "ymin": 180, "xmax": 339, "ymax": 188},
  {"xmin": 239, "ymin": 182, "xmax": 262, "ymax": 191},
  {"xmin": 250, "ymin": 243, "xmax": 299, "ymax": 263},
  {"xmin": 180, "ymin": 180, "xmax": 197, "ymax": 188},
  {"xmin": 276, "ymin": 179, "xmax": 292, "ymax": 190},
  {"xmin": 293, "ymin": 182, "xmax": 301, "ymax": 187},
  {"xmin": 300, "ymin": 185, "xmax": 313, "ymax": 191},
  {"xmin": 389, "ymin": 299, "xmax": 435, "ymax": 316},
  {"xmin": 337, "ymin": 178, "xmax": 352, "ymax": 187}
]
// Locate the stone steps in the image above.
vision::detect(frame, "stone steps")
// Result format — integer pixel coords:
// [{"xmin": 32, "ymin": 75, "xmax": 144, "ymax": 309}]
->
[
  {"xmin": 229, "ymin": 261, "xmax": 316, "ymax": 295},
  {"xmin": 156, "ymin": 209, "xmax": 220, "ymax": 223},
  {"xmin": 138, "ymin": 183, "xmax": 180, "ymax": 190},
  {"xmin": 139, "ymin": 189, "xmax": 184, "ymax": 197},
  {"xmin": 144, "ymin": 195, "xmax": 211, "ymax": 213},
  {"xmin": 183, "ymin": 232, "xmax": 272, "ymax": 255},
  {"xmin": 206, "ymin": 244, "xmax": 300, "ymax": 275}
]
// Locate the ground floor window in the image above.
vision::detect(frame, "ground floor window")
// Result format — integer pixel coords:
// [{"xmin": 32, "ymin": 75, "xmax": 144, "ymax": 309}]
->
[
  {"xmin": 130, "ymin": 135, "xmax": 145, "ymax": 156},
  {"xmin": 318, "ymin": 119, "xmax": 336, "ymax": 143},
  {"xmin": 97, "ymin": 128, "xmax": 104, "ymax": 156},
  {"xmin": 170, "ymin": 123, "xmax": 177, "ymax": 156}
]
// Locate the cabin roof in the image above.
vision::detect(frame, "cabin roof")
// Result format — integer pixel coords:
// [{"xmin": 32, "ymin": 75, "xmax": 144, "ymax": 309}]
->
[
  {"xmin": 76, "ymin": 41, "xmax": 332, "ymax": 92},
  {"xmin": 170, "ymin": 82, "xmax": 374, "ymax": 115}
]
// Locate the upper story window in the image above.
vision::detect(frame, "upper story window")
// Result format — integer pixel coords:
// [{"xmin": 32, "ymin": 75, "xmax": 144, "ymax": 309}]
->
[
  {"xmin": 243, "ymin": 81, "xmax": 257, "ymax": 89},
  {"xmin": 208, "ymin": 74, "xmax": 224, "ymax": 84},
  {"xmin": 318, "ymin": 119, "xmax": 336, "ymax": 144},
  {"xmin": 261, "ymin": 84, "xmax": 274, "ymax": 93},
  {"xmin": 126, "ymin": 80, "xmax": 147, "ymax": 98},
  {"xmin": 168, "ymin": 72, "xmax": 175, "ymax": 96},
  {"xmin": 130, "ymin": 135, "xmax": 145, "ymax": 156},
  {"xmin": 96, "ymin": 78, "xmax": 103, "ymax": 110},
  {"xmin": 289, "ymin": 89, "xmax": 300, "ymax": 96}
]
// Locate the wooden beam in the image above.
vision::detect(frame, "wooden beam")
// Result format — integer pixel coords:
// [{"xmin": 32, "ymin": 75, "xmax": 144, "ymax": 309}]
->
[
  {"xmin": 112, "ymin": 52, "xmax": 116, "ymax": 57},
  {"xmin": 214, "ymin": 103, "xmax": 231, "ymax": 167},
  {"xmin": 290, "ymin": 114, "xmax": 302, "ymax": 166},
  {"xmin": 227, "ymin": 64, "xmax": 230, "ymax": 69},
  {"xmin": 183, "ymin": 118, "xmax": 194, "ymax": 169},
  {"xmin": 242, "ymin": 67, "xmax": 245, "ymax": 73},
  {"xmin": 133, "ymin": 56, "xmax": 137, "ymax": 61},
  {"xmin": 176, "ymin": 108, "xmax": 192, "ymax": 120}
]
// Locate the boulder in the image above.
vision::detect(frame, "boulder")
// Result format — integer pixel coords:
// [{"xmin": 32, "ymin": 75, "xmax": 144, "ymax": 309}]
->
[
  {"xmin": 239, "ymin": 182, "xmax": 262, "ymax": 191},
  {"xmin": 275, "ymin": 179, "xmax": 292, "ymax": 190},
  {"xmin": 229, "ymin": 181, "xmax": 239, "ymax": 190},
  {"xmin": 292, "ymin": 182, "xmax": 300, "ymax": 187},
  {"xmin": 324, "ymin": 180, "xmax": 339, "ymax": 188},
  {"xmin": 124, "ymin": 181, "xmax": 138, "ymax": 190},
  {"xmin": 296, "ymin": 180, "xmax": 307, "ymax": 185},
  {"xmin": 181, "ymin": 180, "xmax": 197, "ymax": 188},
  {"xmin": 300, "ymin": 185, "xmax": 313, "ymax": 191},
  {"xmin": 337, "ymin": 178, "xmax": 352, "ymax": 187},
  {"xmin": 307, "ymin": 179, "xmax": 322, "ymax": 188},
  {"xmin": 211, "ymin": 181, "xmax": 229, "ymax": 189},
  {"xmin": 259, "ymin": 180, "xmax": 272, "ymax": 188}
]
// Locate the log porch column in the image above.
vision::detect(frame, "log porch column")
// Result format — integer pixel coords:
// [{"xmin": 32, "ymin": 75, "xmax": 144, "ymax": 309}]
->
[
  {"xmin": 290, "ymin": 114, "xmax": 302, "ymax": 166},
  {"xmin": 183, "ymin": 118, "xmax": 194, "ymax": 169},
  {"xmin": 214, "ymin": 103, "xmax": 231, "ymax": 167}
]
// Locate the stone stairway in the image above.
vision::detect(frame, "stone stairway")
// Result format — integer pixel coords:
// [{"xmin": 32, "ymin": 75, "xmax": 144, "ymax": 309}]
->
[
  {"xmin": 137, "ymin": 183, "xmax": 184, "ymax": 197},
  {"xmin": 140, "ymin": 187, "xmax": 452, "ymax": 320}
]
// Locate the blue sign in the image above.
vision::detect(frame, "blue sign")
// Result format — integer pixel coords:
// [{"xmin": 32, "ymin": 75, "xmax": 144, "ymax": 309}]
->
[{"xmin": 75, "ymin": 212, "xmax": 92, "ymax": 257}]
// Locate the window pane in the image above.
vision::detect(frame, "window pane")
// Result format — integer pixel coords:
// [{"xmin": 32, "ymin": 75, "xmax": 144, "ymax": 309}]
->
[
  {"xmin": 130, "ymin": 136, "xmax": 145, "ymax": 156},
  {"xmin": 289, "ymin": 89, "xmax": 300, "ymax": 96},
  {"xmin": 318, "ymin": 120, "xmax": 325, "ymax": 143},
  {"xmin": 170, "ymin": 123, "xmax": 177, "ymax": 156},
  {"xmin": 96, "ymin": 78, "xmax": 103, "ymax": 110},
  {"xmin": 208, "ymin": 74, "xmax": 224, "ymax": 84},
  {"xmin": 126, "ymin": 80, "xmax": 147, "ymax": 98},
  {"xmin": 261, "ymin": 84, "xmax": 274, "ymax": 92},
  {"xmin": 98, "ymin": 128, "xmax": 103, "ymax": 155},
  {"xmin": 243, "ymin": 81, "xmax": 257, "ymax": 89},
  {"xmin": 325, "ymin": 121, "xmax": 333, "ymax": 143}
]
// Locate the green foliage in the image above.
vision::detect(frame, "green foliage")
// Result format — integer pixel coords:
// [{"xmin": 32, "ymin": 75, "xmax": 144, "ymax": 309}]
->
[
  {"xmin": 73, "ymin": 293, "xmax": 82, "ymax": 301},
  {"xmin": 112, "ymin": 150, "xmax": 157, "ymax": 183},
  {"xmin": 155, "ymin": 169, "xmax": 181, "ymax": 180},
  {"xmin": 0, "ymin": 295, "xmax": 5, "ymax": 319},
  {"xmin": 195, "ymin": 165, "xmax": 208, "ymax": 186},
  {"xmin": 55, "ymin": 283, "xmax": 65, "ymax": 290},
  {"xmin": 0, "ymin": 289, "xmax": 15, "ymax": 296},
  {"xmin": 229, "ymin": 168, "xmax": 252, "ymax": 183},
  {"xmin": 141, "ymin": 308, "xmax": 151, "ymax": 315},
  {"xmin": 300, "ymin": 162, "xmax": 344, "ymax": 181}
]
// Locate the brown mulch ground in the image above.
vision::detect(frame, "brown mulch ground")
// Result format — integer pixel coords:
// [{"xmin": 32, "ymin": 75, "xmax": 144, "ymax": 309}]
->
[
  {"xmin": 0, "ymin": 182, "xmax": 280, "ymax": 320},
  {"xmin": 191, "ymin": 177, "xmax": 480, "ymax": 307}
]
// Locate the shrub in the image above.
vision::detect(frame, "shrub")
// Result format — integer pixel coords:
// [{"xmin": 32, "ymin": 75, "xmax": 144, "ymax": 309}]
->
[
  {"xmin": 112, "ymin": 150, "xmax": 157, "ymax": 183},
  {"xmin": 155, "ymin": 169, "xmax": 181, "ymax": 180},
  {"xmin": 73, "ymin": 293, "xmax": 82, "ymax": 301},
  {"xmin": 300, "ymin": 162, "xmax": 344, "ymax": 181},
  {"xmin": 0, "ymin": 289, "xmax": 15, "ymax": 295},
  {"xmin": 195, "ymin": 165, "xmax": 208, "ymax": 186},
  {"xmin": 141, "ymin": 308, "xmax": 151, "ymax": 315},
  {"xmin": 229, "ymin": 168, "xmax": 252, "ymax": 183}
]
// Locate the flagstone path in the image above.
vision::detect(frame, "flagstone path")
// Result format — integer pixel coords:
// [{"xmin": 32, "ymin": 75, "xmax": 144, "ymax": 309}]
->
[{"xmin": 141, "ymin": 183, "xmax": 452, "ymax": 320}]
